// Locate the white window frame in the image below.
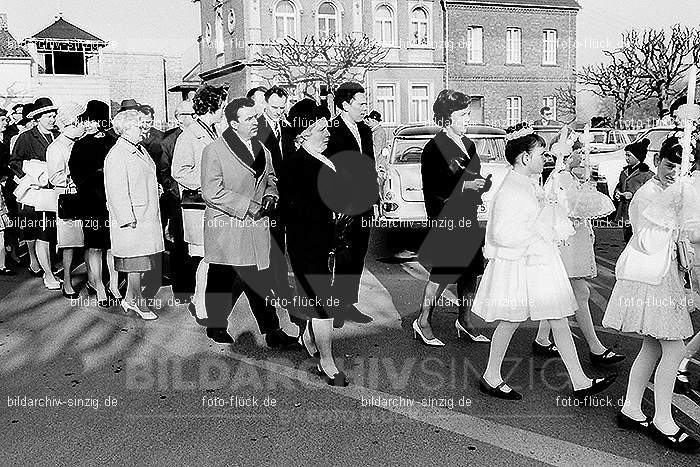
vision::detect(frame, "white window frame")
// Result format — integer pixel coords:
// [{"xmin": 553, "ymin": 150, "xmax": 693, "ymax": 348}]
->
[
  {"xmin": 317, "ymin": 1, "xmax": 340, "ymax": 40},
  {"xmin": 542, "ymin": 96, "xmax": 557, "ymax": 121},
  {"xmin": 467, "ymin": 26, "xmax": 483, "ymax": 64},
  {"xmin": 506, "ymin": 28, "xmax": 521, "ymax": 64},
  {"xmin": 374, "ymin": 4, "xmax": 396, "ymax": 47},
  {"xmin": 469, "ymin": 95, "xmax": 485, "ymax": 123},
  {"xmin": 274, "ymin": 0, "xmax": 299, "ymax": 41},
  {"xmin": 506, "ymin": 97, "xmax": 522, "ymax": 127},
  {"xmin": 410, "ymin": 7, "xmax": 430, "ymax": 46},
  {"xmin": 409, "ymin": 82, "xmax": 432, "ymax": 123},
  {"xmin": 542, "ymin": 29, "xmax": 557, "ymax": 65},
  {"xmin": 375, "ymin": 82, "xmax": 399, "ymax": 125},
  {"xmin": 215, "ymin": 6, "xmax": 225, "ymax": 57}
]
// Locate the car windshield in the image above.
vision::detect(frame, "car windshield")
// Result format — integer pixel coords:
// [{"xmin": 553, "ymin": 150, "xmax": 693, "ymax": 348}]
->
[
  {"xmin": 641, "ymin": 129, "xmax": 681, "ymax": 151},
  {"xmin": 391, "ymin": 136, "xmax": 506, "ymax": 164},
  {"xmin": 591, "ymin": 133, "xmax": 606, "ymax": 143}
]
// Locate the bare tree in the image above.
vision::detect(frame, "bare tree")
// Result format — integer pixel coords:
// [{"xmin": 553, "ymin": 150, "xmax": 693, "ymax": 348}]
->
[
  {"xmin": 554, "ymin": 84, "xmax": 577, "ymax": 123},
  {"xmin": 255, "ymin": 35, "xmax": 389, "ymax": 100},
  {"xmin": 579, "ymin": 51, "xmax": 647, "ymax": 126},
  {"xmin": 618, "ymin": 25, "xmax": 700, "ymax": 117}
]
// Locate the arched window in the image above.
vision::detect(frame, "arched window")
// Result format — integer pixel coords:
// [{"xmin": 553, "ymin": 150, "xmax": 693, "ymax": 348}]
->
[
  {"xmin": 215, "ymin": 7, "xmax": 225, "ymax": 55},
  {"xmin": 275, "ymin": 0, "xmax": 297, "ymax": 40},
  {"xmin": 374, "ymin": 5, "xmax": 394, "ymax": 46},
  {"xmin": 317, "ymin": 2, "xmax": 340, "ymax": 40},
  {"xmin": 411, "ymin": 7, "xmax": 429, "ymax": 45}
]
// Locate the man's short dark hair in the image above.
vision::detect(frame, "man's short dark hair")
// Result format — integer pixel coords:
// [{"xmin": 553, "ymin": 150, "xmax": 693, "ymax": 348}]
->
[
  {"xmin": 139, "ymin": 104, "xmax": 155, "ymax": 117},
  {"xmin": 225, "ymin": 97, "xmax": 256, "ymax": 123},
  {"xmin": 367, "ymin": 110, "xmax": 382, "ymax": 122},
  {"xmin": 264, "ymin": 86, "xmax": 288, "ymax": 102},
  {"xmin": 193, "ymin": 84, "xmax": 227, "ymax": 116},
  {"xmin": 334, "ymin": 82, "xmax": 365, "ymax": 110},
  {"xmin": 540, "ymin": 106, "xmax": 551, "ymax": 116},
  {"xmin": 433, "ymin": 89, "xmax": 471, "ymax": 126},
  {"xmin": 246, "ymin": 86, "xmax": 268, "ymax": 99}
]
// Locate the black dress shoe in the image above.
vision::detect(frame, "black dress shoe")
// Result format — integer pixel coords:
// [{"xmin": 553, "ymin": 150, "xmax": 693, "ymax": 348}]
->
[
  {"xmin": 0, "ymin": 267, "xmax": 16, "ymax": 276},
  {"xmin": 338, "ymin": 305, "xmax": 373, "ymax": 324},
  {"xmin": 62, "ymin": 288, "xmax": 79, "ymax": 300},
  {"xmin": 478, "ymin": 376, "xmax": 522, "ymax": 400},
  {"xmin": 573, "ymin": 374, "xmax": 617, "ymax": 401},
  {"xmin": 590, "ymin": 349, "xmax": 626, "ymax": 366},
  {"xmin": 674, "ymin": 371, "xmax": 690, "ymax": 395},
  {"xmin": 648, "ymin": 423, "xmax": 700, "ymax": 453},
  {"xmin": 97, "ymin": 299, "xmax": 111, "ymax": 308},
  {"xmin": 206, "ymin": 328, "xmax": 234, "ymax": 344},
  {"xmin": 84, "ymin": 283, "xmax": 97, "ymax": 295},
  {"xmin": 27, "ymin": 267, "xmax": 43, "ymax": 277},
  {"xmin": 188, "ymin": 301, "xmax": 196, "ymax": 318},
  {"xmin": 616, "ymin": 412, "xmax": 652, "ymax": 432},
  {"xmin": 265, "ymin": 329, "xmax": 301, "ymax": 350},
  {"xmin": 532, "ymin": 341, "xmax": 559, "ymax": 357},
  {"xmin": 195, "ymin": 316, "xmax": 209, "ymax": 327}
]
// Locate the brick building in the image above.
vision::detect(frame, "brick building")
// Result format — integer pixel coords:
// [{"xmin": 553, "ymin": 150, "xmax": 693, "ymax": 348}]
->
[
  {"xmin": 196, "ymin": 0, "xmax": 446, "ymax": 130},
  {"xmin": 195, "ymin": 0, "xmax": 579, "ymax": 129},
  {"xmin": 446, "ymin": 0, "xmax": 580, "ymax": 127}
]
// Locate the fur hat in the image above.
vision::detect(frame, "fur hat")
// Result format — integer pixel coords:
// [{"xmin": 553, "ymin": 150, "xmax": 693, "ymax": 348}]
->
[{"xmin": 625, "ymin": 138, "xmax": 651, "ymax": 162}]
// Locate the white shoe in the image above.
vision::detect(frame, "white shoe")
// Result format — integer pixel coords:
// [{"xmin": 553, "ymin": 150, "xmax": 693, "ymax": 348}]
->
[
  {"xmin": 43, "ymin": 275, "xmax": 62, "ymax": 290},
  {"xmin": 120, "ymin": 299, "xmax": 158, "ymax": 320},
  {"xmin": 412, "ymin": 319, "xmax": 445, "ymax": 347},
  {"xmin": 455, "ymin": 320, "xmax": 490, "ymax": 343}
]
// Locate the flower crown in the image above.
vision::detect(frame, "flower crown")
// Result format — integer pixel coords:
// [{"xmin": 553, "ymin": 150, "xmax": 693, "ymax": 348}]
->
[{"xmin": 505, "ymin": 126, "xmax": 535, "ymax": 141}]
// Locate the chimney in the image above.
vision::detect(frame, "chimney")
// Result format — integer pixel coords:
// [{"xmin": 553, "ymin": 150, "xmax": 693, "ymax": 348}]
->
[{"xmin": 0, "ymin": 13, "xmax": 8, "ymax": 31}]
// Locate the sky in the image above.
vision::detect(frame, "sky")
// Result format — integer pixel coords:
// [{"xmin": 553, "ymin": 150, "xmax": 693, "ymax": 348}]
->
[{"xmin": 2, "ymin": 0, "xmax": 699, "ymax": 65}]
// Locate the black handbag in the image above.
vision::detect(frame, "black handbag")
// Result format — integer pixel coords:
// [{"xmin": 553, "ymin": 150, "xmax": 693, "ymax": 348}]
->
[
  {"xmin": 57, "ymin": 192, "xmax": 82, "ymax": 220},
  {"xmin": 181, "ymin": 189, "xmax": 205, "ymax": 210}
]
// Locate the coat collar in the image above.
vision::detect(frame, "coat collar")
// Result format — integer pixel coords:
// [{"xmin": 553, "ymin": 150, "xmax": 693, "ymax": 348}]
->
[
  {"xmin": 221, "ymin": 128, "xmax": 266, "ymax": 177},
  {"xmin": 30, "ymin": 126, "xmax": 57, "ymax": 150},
  {"xmin": 116, "ymin": 136, "xmax": 154, "ymax": 167},
  {"xmin": 192, "ymin": 118, "xmax": 218, "ymax": 140},
  {"xmin": 334, "ymin": 115, "xmax": 361, "ymax": 151}
]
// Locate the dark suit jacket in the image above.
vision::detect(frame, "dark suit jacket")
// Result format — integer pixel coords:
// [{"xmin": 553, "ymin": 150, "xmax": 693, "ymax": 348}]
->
[
  {"xmin": 69, "ymin": 130, "xmax": 118, "ymax": 218},
  {"xmin": 9, "ymin": 126, "xmax": 60, "ymax": 178},
  {"xmin": 159, "ymin": 127, "xmax": 182, "ymax": 198},
  {"xmin": 257, "ymin": 115, "xmax": 284, "ymax": 180},
  {"xmin": 142, "ymin": 127, "xmax": 165, "ymax": 170},
  {"xmin": 324, "ymin": 115, "xmax": 379, "ymax": 217},
  {"xmin": 420, "ymin": 131, "xmax": 489, "ymax": 270}
]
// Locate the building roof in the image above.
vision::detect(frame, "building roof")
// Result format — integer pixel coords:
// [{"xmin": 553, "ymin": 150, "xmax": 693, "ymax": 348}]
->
[
  {"xmin": 448, "ymin": 0, "xmax": 581, "ymax": 9},
  {"xmin": 0, "ymin": 29, "xmax": 30, "ymax": 58},
  {"xmin": 29, "ymin": 17, "xmax": 105, "ymax": 43}
]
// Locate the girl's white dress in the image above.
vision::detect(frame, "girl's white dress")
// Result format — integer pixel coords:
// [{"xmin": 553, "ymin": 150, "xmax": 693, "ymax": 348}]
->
[
  {"xmin": 602, "ymin": 178, "xmax": 693, "ymax": 340},
  {"xmin": 473, "ymin": 170, "xmax": 577, "ymax": 322}
]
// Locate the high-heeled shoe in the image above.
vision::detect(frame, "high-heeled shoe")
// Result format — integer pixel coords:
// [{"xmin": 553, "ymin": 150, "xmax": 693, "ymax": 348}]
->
[
  {"xmin": 412, "ymin": 320, "xmax": 445, "ymax": 347},
  {"xmin": 316, "ymin": 363, "xmax": 349, "ymax": 387},
  {"xmin": 300, "ymin": 327, "xmax": 320, "ymax": 359},
  {"xmin": 84, "ymin": 283, "xmax": 97, "ymax": 296},
  {"xmin": 455, "ymin": 320, "xmax": 490, "ymax": 343},
  {"xmin": 107, "ymin": 285, "xmax": 122, "ymax": 301},
  {"xmin": 62, "ymin": 287, "xmax": 79, "ymax": 300},
  {"xmin": 27, "ymin": 267, "xmax": 43, "ymax": 277},
  {"xmin": 120, "ymin": 299, "xmax": 157, "ymax": 320}
]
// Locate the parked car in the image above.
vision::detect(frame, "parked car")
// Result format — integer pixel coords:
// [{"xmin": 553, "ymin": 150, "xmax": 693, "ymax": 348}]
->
[
  {"xmin": 635, "ymin": 126, "xmax": 682, "ymax": 167},
  {"xmin": 582, "ymin": 128, "xmax": 631, "ymax": 153},
  {"xmin": 375, "ymin": 124, "xmax": 508, "ymax": 227}
]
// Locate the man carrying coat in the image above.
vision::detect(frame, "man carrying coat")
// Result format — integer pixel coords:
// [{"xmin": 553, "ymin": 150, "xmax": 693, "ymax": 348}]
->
[{"xmin": 200, "ymin": 97, "xmax": 298, "ymax": 348}]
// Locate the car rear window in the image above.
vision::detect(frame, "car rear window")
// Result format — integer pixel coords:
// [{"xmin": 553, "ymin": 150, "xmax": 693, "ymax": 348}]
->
[
  {"xmin": 641, "ymin": 129, "xmax": 680, "ymax": 151},
  {"xmin": 391, "ymin": 137, "xmax": 506, "ymax": 164}
]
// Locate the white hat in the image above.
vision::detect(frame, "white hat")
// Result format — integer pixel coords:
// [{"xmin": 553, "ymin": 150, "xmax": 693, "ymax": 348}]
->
[{"xmin": 55, "ymin": 102, "xmax": 86, "ymax": 129}]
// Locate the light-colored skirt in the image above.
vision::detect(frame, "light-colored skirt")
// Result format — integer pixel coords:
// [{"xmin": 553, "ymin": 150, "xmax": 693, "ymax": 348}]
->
[
  {"xmin": 558, "ymin": 218, "xmax": 596, "ymax": 279},
  {"xmin": 182, "ymin": 208, "xmax": 204, "ymax": 258},
  {"xmin": 56, "ymin": 217, "xmax": 84, "ymax": 248},
  {"xmin": 473, "ymin": 242, "xmax": 577, "ymax": 322},
  {"xmin": 602, "ymin": 261, "xmax": 694, "ymax": 340},
  {"xmin": 115, "ymin": 254, "xmax": 158, "ymax": 273}
]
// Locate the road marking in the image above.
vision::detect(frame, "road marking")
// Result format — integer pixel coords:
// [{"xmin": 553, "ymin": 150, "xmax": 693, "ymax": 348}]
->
[
  {"xmin": 647, "ymin": 383, "xmax": 700, "ymax": 427},
  {"xmin": 215, "ymin": 348, "xmax": 649, "ymax": 466}
]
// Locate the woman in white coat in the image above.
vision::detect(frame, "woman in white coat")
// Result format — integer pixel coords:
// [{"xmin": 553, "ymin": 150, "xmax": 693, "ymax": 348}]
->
[
  {"xmin": 47, "ymin": 103, "xmax": 86, "ymax": 300},
  {"xmin": 104, "ymin": 110, "xmax": 164, "ymax": 320},
  {"xmin": 603, "ymin": 137, "xmax": 699, "ymax": 452},
  {"xmin": 171, "ymin": 84, "xmax": 225, "ymax": 324}
]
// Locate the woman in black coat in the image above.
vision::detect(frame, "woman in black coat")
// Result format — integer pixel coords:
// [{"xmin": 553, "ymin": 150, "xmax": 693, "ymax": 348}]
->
[
  {"xmin": 414, "ymin": 89, "xmax": 492, "ymax": 347},
  {"xmin": 284, "ymin": 99, "xmax": 348, "ymax": 387},
  {"xmin": 69, "ymin": 100, "xmax": 120, "ymax": 305}
]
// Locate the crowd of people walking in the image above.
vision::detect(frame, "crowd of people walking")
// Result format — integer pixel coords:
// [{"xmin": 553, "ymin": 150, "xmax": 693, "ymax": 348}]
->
[{"xmin": 1, "ymin": 83, "xmax": 700, "ymax": 452}]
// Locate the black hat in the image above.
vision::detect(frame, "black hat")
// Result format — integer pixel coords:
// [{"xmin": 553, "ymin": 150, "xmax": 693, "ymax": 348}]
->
[
  {"xmin": 79, "ymin": 100, "xmax": 110, "ymax": 127},
  {"xmin": 286, "ymin": 99, "xmax": 328, "ymax": 140},
  {"xmin": 625, "ymin": 138, "xmax": 651, "ymax": 162},
  {"xmin": 27, "ymin": 97, "xmax": 57, "ymax": 119},
  {"xmin": 18, "ymin": 102, "xmax": 35, "ymax": 126},
  {"xmin": 367, "ymin": 110, "xmax": 382, "ymax": 122},
  {"xmin": 119, "ymin": 98, "xmax": 140, "ymax": 112}
]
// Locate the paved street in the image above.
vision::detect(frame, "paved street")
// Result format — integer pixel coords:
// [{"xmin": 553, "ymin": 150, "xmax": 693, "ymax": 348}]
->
[{"xmin": 1, "ymin": 227, "xmax": 700, "ymax": 465}]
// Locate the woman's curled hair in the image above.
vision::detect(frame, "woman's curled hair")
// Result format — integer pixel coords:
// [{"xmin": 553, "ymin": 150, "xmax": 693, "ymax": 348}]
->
[
  {"xmin": 433, "ymin": 89, "xmax": 471, "ymax": 127},
  {"xmin": 193, "ymin": 84, "xmax": 227, "ymax": 116}
]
